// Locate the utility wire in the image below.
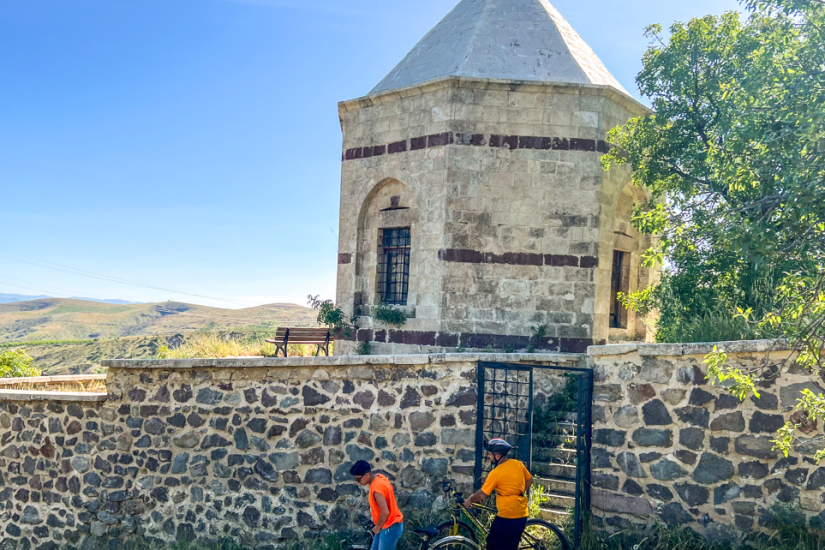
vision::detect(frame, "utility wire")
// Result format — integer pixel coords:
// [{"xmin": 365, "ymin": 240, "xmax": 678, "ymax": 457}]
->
[{"xmin": 0, "ymin": 251, "xmax": 261, "ymax": 308}]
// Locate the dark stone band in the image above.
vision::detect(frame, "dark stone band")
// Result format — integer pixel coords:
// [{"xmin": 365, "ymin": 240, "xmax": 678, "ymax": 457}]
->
[
  {"xmin": 343, "ymin": 132, "xmax": 609, "ymax": 161},
  {"xmin": 438, "ymin": 249, "xmax": 598, "ymax": 268},
  {"xmin": 340, "ymin": 328, "xmax": 595, "ymax": 354}
]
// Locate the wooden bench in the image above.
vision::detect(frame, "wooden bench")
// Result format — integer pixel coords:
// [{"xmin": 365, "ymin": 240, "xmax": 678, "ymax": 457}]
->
[{"xmin": 266, "ymin": 327, "xmax": 331, "ymax": 357}]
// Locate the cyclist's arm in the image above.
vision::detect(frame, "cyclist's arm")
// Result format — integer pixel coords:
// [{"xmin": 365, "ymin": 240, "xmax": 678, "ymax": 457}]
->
[
  {"xmin": 372, "ymin": 492, "xmax": 390, "ymax": 533},
  {"xmin": 525, "ymin": 477, "xmax": 533, "ymax": 492},
  {"xmin": 463, "ymin": 488, "xmax": 489, "ymax": 508}
]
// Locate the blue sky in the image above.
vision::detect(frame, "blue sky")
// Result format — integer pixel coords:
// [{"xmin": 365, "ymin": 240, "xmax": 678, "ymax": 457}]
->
[{"xmin": 1, "ymin": 0, "xmax": 740, "ymax": 308}]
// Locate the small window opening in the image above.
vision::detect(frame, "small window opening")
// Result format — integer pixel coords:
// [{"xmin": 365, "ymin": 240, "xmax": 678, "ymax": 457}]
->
[
  {"xmin": 377, "ymin": 227, "xmax": 411, "ymax": 305},
  {"xmin": 610, "ymin": 250, "xmax": 630, "ymax": 328}
]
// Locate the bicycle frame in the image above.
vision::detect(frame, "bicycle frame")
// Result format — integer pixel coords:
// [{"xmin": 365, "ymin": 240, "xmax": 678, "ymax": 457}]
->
[{"xmin": 440, "ymin": 480, "xmax": 561, "ymax": 550}]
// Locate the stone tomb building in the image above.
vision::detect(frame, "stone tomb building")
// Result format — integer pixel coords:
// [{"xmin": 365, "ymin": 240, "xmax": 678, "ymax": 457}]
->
[{"xmin": 335, "ymin": 0, "xmax": 658, "ymax": 355}]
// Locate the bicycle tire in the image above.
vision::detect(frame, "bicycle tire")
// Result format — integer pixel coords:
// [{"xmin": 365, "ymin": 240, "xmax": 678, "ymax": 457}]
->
[
  {"xmin": 519, "ymin": 518, "xmax": 571, "ymax": 550},
  {"xmin": 431, "ymin": 536, "xmax": 481, "ymax": 550},
  {"xmin": 435, "ymin": 519, "xmax": 478, "ymax": 542}
]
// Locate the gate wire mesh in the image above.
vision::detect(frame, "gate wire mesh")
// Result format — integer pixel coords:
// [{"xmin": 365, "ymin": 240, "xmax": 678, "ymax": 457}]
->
[
  {"xmin": 376, "ymin": 227, "xmax": 411, "ymax": 305},
  {"xmin": 474, "ymin": 363, "xmax": 533, "ymax": 479}
]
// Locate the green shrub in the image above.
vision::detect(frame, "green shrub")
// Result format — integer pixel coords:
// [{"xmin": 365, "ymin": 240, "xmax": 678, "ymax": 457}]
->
[
  {"xmin": 307, "ymin": 295, "xmax": 348, "ymax": 329},
  {"xmin": 372, "ymin": 303, "xmax": 407, "ymax": 327},
  {"xmin": 574, "ymin": 505, "xmax": 825, "ymax": 550},
  {"xmin": 0, "ymin": 348, "xmax": 40, "ymax": 378},
  {"xmin": 526, "ymin": 324, "xmax": 548, "ymax": 353}
]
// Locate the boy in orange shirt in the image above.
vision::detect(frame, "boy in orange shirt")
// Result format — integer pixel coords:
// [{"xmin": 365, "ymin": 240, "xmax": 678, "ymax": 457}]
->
[
  {"xmin": 463, "ymin": 439, "xmax": 532, "ymax": 550},
  {"xmin": 351, "ymin": 460, "xmax": 405, "ymax": 550}
]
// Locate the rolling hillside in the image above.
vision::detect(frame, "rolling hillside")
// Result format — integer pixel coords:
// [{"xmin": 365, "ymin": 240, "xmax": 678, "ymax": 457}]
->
[
  {"xmin": 0, "ymin": 298, "xmax": 319, "ymax": 374},
  {"xmin": 0, "ymin": 298, "xmax": 317, "ymax": 343}
]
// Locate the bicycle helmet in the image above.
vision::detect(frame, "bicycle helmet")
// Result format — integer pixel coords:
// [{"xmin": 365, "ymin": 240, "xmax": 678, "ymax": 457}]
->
[{"xmin": 484, "ymin": 438, "xmax": 513, "ymax": 456}]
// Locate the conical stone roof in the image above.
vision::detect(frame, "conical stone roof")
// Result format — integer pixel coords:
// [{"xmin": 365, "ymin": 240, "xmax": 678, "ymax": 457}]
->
[{"xmin": 370, "ymin": 0, "xmax": 628, "ymax": 96}]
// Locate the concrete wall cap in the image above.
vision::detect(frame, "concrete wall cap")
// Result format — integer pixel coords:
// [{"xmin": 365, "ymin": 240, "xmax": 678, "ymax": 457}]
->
[
  {"xmin": 0, "ymin": 374, "xmax": 107, "ymax": 386},
  {"xmin": 101, "ymin": 352, "xmax": 583, "ymax": 370},
  {"xmin": 0, "ymin": 389, "xmax": 108, "ymax": 402},
  {"xmin": 587, "ymin": 339, "xmax": 789, "ymax": 357}
]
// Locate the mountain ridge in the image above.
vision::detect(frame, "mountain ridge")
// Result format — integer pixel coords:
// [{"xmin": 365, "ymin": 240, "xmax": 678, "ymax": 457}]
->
[
  {"xmin": 0, "ymin": 297, "xmax": 317, "ymax": 344},
  {"xmin": 0, "ymin": 293, "xmax": 140, "ymax": 305}
]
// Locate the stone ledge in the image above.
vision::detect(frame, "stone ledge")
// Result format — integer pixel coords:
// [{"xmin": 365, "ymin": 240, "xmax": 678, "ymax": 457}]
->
[
  {"xmin": 0, "ymin": 389, "xmax": 108, "ymax": 402},
  {"xmin": 101, "ymin": 352, "xmax": 583, "ymax": 370},
  {"xmin": 338, "ymin": 75, "xmax": 650, "ymax": 117},
  {"xmin": 0, "ymin": 374, "xmax": 107, "ymax": 386},
  {"xmin": 588, "ymin": 339, "xmax": 789, "ymax": 358}
]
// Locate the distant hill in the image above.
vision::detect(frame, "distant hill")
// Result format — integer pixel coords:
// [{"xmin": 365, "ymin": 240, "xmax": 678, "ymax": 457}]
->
[
  {"xmin": 0, "ymin": 293, "xmax": 49, "ymax": 304},
  {"xmin": 0, "ymin": 293, "xmax": 138, "ymax": 305},
  {"xmin": 0, "ymin": 297, "xmax": 320, "ymax": 374},
  {"xmin": 0, "ymin": 297, "xmax": 318, "ymax": 343}
]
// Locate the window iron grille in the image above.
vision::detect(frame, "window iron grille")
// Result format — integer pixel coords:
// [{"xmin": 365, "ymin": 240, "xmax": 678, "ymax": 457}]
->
[{"xmin": 377, "ymin": 227, "xmax": 411, "ymax": 305}]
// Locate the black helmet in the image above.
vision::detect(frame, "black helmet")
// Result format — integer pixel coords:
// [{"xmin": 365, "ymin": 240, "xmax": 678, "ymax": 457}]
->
[{"xmin": 484, "ymin": 438, "xmax": 513, "ymax": 455}]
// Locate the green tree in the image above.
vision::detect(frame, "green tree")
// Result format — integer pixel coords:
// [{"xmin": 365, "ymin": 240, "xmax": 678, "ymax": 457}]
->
[
  {"xmin": 604, "ymin": 0, "xmax": 825, "ymax": 455},
  {"xmin": 0, "ymin": 348, "xmax": 41, "ymax": 378}
]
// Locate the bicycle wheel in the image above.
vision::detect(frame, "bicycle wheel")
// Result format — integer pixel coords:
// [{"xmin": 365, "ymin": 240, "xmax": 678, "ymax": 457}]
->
[
  {"xmin": 519, "ymin": 518, "xmax": 571, "ymax": 550},
  {"xmin": 435, "ymin": 519, "xmax": 478, "ymax": 542},
  {"xmin": 431, "ymin": 536, "xmax": 481, "ymax": 550}
]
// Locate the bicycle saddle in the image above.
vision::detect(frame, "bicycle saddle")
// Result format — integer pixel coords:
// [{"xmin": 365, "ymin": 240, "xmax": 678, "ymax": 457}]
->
[{"xmin": 414, "ymin": 527, "xmax": 439, "ymax": 538}]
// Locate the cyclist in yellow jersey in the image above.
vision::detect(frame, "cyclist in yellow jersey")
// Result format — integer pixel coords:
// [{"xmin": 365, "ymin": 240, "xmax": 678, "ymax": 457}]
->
[{"xmin": 463, "ymin": 439, "xmax": 532, "ymax": 550}]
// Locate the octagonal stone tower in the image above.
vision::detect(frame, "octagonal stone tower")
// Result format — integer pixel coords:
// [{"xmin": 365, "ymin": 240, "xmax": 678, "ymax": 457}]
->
[{"xmin": 335, "ymin": 0, "xmax": 657, "ymax": 355}]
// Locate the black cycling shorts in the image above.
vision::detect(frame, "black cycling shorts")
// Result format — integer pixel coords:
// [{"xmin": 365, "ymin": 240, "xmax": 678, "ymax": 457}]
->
[{"xmin": 486, "ymin": 516, "xmax": 528, "ymax": 550}]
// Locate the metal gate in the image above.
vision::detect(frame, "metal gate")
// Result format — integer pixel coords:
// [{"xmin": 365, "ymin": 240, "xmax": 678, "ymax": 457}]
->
[
  {"xmin": 474, "ymin": 362, "xmax": 534, "ymax": 480},
  {"xmin": 474, "ymin": 362, "xmax": 593, "ymax": 546}
]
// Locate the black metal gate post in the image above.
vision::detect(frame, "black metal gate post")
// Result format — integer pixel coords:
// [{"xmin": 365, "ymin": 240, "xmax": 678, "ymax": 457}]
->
[
  {"xmin": 573, "ymin": 369, "xmax": 594, "ymax": 546},
  {"xmin": 474, "ymin": 362, "xmax": 534, "ymax": 488}
]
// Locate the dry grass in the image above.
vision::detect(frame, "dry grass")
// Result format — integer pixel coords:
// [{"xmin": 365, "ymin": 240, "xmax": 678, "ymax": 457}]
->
[{"xmin": 156, "ymin": 333, "xmax": 332, "ymax": 359}]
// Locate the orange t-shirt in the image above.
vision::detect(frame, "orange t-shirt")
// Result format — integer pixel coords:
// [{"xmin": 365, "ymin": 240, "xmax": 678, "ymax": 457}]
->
[
  {"xmin": 369, "ymin": 474, "xmax": 404, "ymax": 529},
  {"xmin": 481, "ymin": 459, "xmax": 533, "ymax": 519}
]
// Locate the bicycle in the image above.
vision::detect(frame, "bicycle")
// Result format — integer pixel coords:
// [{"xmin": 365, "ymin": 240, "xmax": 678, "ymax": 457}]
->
[
  {"xmin": 342, "ymin": 521, "xmax": 481, "ymax": 550},
  {"xmin": 436, "ymin": 479, "xmax": 571, "ymax": 550}
]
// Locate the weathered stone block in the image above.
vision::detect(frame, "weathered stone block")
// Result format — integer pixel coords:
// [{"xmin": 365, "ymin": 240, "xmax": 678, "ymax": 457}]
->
[
  {"xmin": 749, "ymin": 411, "xmax": 786, "ymax": 433},
  {"xmin": 674, "ymin": 407, "xmax": 709, "ymax": 428},
  {"xmin": 616, "ymin": 452, "xmax": 646, "ymax": 478},
  {"xmin": 642, "ymin": 400, "xmax": 672, "ymax": 426},
  {"xmin": 692, "ymin": 453, "xmax": 734, "ymax": 485},
  {"xmin": 674, "ymin": 482, "xmax": 709, "ymax": 506},
  {"xmin": 735, "ymin": 435, "xmax": 779, "ymax": 459},
  {"xmin": 650, "ymin": 459, "xmax": 687, "ymax": 481},
  {"xmin": 594, "ymin": 429, "xmax": 626, "ymax": 447},
  {"xmin": 632, "ymin": 428, "xmax": 672, "ymax": 447},
  {"xmin": 710, "ymin": 411, "xmax": 745, "ymax": 432},
  {"xmin": 592, "ymin": 489, "xmax": 653, "ymax": 517}
]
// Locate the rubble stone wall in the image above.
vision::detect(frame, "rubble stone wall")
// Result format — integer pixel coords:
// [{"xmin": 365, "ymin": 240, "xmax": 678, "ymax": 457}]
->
[
  {"xmin": 0, "ymin": 353, "xmax": 572, "ymax": 549},
  {"xmin": 589, "ymin": 341, "xmax": 825, "ymax": 544}
]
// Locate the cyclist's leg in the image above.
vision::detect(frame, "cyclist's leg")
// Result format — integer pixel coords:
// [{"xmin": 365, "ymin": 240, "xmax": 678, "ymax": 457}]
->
[
  {"xmin": 487, "ymin": 517, "xmax": 527, "ymax": 550},
  {"xmin": 373, "ymin": 522, "xmax": 404, "ymax": 550}
]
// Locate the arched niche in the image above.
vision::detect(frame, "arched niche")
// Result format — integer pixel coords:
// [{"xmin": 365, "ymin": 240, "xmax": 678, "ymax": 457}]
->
[
  {"xmin": 613, "ymin": 183, "xmax": 646, "ymax": 251},
  {"xmin": 353, "ymin": 178, "xmax": 419, "ymax": 312},
  {"xmin": 609, "ymin": 183, "xmax": 652, "ymax": 336}
]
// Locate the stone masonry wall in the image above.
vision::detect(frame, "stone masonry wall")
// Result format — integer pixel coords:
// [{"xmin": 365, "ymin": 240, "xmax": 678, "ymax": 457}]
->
[
  {"xmin": 336, "ymin": 77, "xmax": 655, "ymax": 355},
  {"xmin": 0, "ymin": 353, "xmax": 571, "ymax": 549},
  {"xmin": 0, "ymin": 358, "xmax": 477, "ymax": 548},
  {"xmin": 589, "ymin": 341, "xmax": 825, "ymax": 544}
]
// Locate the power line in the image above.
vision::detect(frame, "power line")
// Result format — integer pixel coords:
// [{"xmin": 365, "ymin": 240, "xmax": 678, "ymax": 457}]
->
[{"xmin": 0, "ymin": 251, "xmax": 261, "ymax": 307}]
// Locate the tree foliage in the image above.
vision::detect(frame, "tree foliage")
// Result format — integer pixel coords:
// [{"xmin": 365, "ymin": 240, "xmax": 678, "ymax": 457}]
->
[
  {"xmin": 604, "ymin": 0, "xmax": 825, "ymax": 457},
  {"xmin": 0, "ymin": 348, "xmax": 41, "ymax": 378}
]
